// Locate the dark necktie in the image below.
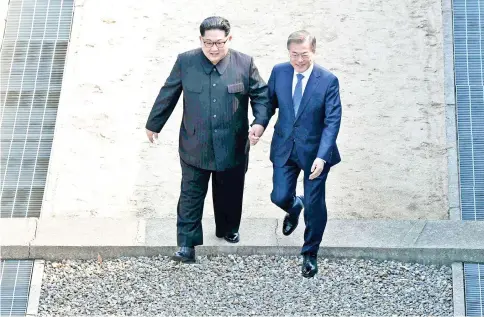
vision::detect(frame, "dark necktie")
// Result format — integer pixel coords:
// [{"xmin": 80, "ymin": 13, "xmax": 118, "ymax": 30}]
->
[{"xmin": 293, "ymin": 73, "xmax": 304, "ymax": 115}]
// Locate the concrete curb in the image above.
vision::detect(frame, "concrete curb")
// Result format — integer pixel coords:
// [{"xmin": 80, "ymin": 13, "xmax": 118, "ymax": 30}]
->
[
  {"xmin": 441, "ymin": 0, "xmax": 461, "ymax": 220},
  {"xmin": 2, "ymin": 217, "xmax": 484, "ymax": 264},
  {"xmin": 452, "ymin": 262, "xmax": 466, "ymax": 316},
  {"xmin": 26, "ymin": 260, "xmax": 45, "ymax": 317}
]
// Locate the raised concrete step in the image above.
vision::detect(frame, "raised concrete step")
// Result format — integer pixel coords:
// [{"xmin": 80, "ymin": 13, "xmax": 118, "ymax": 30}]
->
[{"xmin": 1, "ymin": 217, "xmax": 483, "ymax": 264}]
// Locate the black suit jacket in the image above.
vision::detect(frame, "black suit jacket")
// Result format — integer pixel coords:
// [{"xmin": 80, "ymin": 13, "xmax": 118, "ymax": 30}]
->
[{"xmin": 146, "ymin": 48, "xmax": 270, "ymax": 171}]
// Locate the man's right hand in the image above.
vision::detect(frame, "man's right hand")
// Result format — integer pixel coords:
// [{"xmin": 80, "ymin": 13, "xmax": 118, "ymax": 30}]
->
[
  {"xmin": 248, "ymin": 124, "xmax": 265, "ymax": 145},
  {"xmin": 146, "ymin": 129, "xmax": 158, "ymax": 143}
]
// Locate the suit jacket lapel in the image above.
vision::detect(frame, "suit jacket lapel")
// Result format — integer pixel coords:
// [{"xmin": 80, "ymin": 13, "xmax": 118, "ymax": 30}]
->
[{"xmin": 295, "ymin": 68, "xmax": 321, "ymax": 121}]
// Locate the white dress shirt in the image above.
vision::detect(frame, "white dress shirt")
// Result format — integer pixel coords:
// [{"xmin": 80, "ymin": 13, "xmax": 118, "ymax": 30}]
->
[
  {"xmin": 291, "ymin": 63, "xmax": 325, "ymax": 164},
  {"xmin": 292, "ymin": 63, "xmax": 314, "ymax": 97}
]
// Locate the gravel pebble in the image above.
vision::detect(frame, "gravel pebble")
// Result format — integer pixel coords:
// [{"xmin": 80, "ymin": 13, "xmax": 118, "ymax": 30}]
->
[{"xmin": 38, "ymin": 256, "xmax": 453, "ymax": 316}]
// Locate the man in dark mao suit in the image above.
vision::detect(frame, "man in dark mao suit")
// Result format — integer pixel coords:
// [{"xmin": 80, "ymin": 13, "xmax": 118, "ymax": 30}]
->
[{"xmin": 145, "ymin": 16, "xmax": 270, "ymax": 263}]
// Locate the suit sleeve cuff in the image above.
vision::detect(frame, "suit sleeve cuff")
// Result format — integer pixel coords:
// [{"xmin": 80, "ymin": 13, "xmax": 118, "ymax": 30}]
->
[
  {"xmin": 317, "ymin": 151, "xmax": 331, "ymax": 163},
  {"xmin": 145, "ymin": 122, "xmax": 162, "ymax": 133},
  {"xmin": 251, "ymin": 119, "xmax": 269, "ymax": 128}
]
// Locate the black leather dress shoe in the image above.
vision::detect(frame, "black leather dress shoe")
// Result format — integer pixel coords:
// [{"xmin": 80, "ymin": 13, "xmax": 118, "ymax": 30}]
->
[
  {"xmin": 172, "ymin": 247, "xmax": 195, "ymax": 263},
  {"xmin": 224, "ymin": 232, "xmax": 240, "ymax": 243},
  {"xmin": 301, "ymin": 253, "xmax": 318, "ymax": 278},
  {"xmin": 282, "ymin": 214, "xmax": 298, "ymax": 236},
  {"xmin": 282, "ymin": 196, "xmax": 304, "ymax": 236}
]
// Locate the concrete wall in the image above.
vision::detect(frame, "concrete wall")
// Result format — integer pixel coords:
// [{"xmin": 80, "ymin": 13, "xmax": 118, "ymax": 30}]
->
[{"xmin": 40, "ymin": 0, "xmax": 448, "ymax": 220}]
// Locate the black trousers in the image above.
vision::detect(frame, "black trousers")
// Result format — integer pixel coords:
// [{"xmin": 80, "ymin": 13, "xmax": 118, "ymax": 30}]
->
[{"xmin": 176, "ymin": 156, "xmax": 248, "ymax": 247}]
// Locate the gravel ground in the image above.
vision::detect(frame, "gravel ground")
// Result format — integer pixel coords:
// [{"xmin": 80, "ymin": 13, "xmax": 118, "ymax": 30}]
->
[{"xmin": 38, "ymin": 255, "xmax": 453, "ymax": 316}]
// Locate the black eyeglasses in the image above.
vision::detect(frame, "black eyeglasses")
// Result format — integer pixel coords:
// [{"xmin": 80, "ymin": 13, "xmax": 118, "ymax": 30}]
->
[
  {"xmin": 290, "ymin": 52, "xmax": 311, "ymax": 60},
  {"xmin": 202, "ymin": 38, "xmax": 229, "ymax": 48}
]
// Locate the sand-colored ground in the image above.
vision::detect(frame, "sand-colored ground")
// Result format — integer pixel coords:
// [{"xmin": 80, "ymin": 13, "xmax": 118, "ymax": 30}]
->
[{"xmin": 40, "ymin": 0, "xmax": 448, "ymax": 220}]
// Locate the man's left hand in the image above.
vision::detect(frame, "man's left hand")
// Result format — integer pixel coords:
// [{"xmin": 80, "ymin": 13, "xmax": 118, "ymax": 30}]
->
[
  {"xmin": 248, "ymin": 124, "xmax": 265, "ymax": 145},
  {"xmin": 309, "ymin": 158, "xmax": 325, "ymax": 180}
]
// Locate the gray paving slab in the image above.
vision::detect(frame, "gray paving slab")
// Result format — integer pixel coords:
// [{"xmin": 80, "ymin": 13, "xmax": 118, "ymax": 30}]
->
[
  {"xmin": 143, "ymin": 218, "xmax": 281, "ymax": 257},
  {"xmin": 26, "ymin": 260, "xmax": 45, "ymax": 317},
  {"xmin": 415, "ymin": 221, "xmax": 484, "ymax": 249},
  {"xmin": 33, "ymin": 217, "xmax": 142, "ymax": 246},
  {"xmin": 441, "ymin": 0, "xmax": 455, "ymax": 106},
  {"xmin": 452, "ymin": 262, "xmax": 466, "ymax": 317},
  {"xmin": 0, "ymin": 218, "xmax": 37, "ymax": 258},
  {"xmin": 145, "ymin": 217, "xmax": 278, "ymax": 246},
  {"xmin": 275, "ymin": 219, "xmax": 424, "ymax": 248},
  {"xmin": 441, "ymin": 0, "xmax": 461, "ymax": 220},
  {"xmin": 449, "ymin": 207, "xmax": 461, "ymax": 222},
  {"xmin": 30, "ymin": 217, "xmax": 145, "ymax": 260}
]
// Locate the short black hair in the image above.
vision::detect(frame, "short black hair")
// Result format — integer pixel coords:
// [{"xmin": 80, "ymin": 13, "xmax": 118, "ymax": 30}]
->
[{"xmin": 199, "ymin": 16, "xmax": 231, "ymax": 37}]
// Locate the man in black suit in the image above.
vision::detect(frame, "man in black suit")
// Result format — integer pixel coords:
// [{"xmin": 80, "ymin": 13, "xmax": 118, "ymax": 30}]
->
[{"xmin": 145, "ymin": 16, "xmax": 270, "ymax": 263}]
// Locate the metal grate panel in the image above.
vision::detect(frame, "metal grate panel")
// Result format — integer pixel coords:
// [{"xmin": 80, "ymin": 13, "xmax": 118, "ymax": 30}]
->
[
  {"xmin": 0, "ymin": 0, "xmax": 74, "ymax": 218},
  {"xmin": 464, "ymin": 263, "xmax": 484, "ymax": 316},
  {"xmin": 0, "ymin": 260, "xmax": 34, "ymax": 317},
  {"xmin": 453, "ymin": 0, "xmax": 484, "ymax": 315},
  {"xmin": 453, "ymin": 0, "xmax": 484, "ymax": 221}
]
